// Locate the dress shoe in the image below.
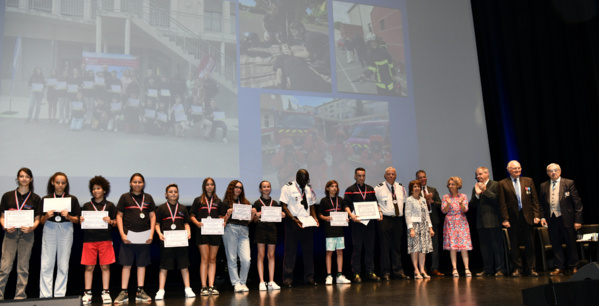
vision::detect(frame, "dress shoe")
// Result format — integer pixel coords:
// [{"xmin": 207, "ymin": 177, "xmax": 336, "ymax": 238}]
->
[
  {"xmin": 511, "ymin": 270, "xmax": 520, "ymax": 277},
  {"xmin": 306, "ymin": 279, "xmax": 317, "ymax": 286},
  {"xmin": 394, "ymin": 273, "xmax": 410, "ymax": 280},
  {"xmin": 494, "ymin": 271, "xmax": 505, "ymax": 277},
  {"xmin": 529, "ymin": 270, "xmax": 539, "ymax": 277},
  {"xmin": 476, "ymin": 271, "xmax": 492, "ymax": 277},
  {"xmin": 353, "ymin": 274, "xmax": 362, "ymax": 283},
  {"xmin": 382, "ymin": 274, "xmax": 391, "ymax": 281},
  {"xmin": 571, "ymin": 268, "xmax": 578, "ymax": 274},
  {"xmin": 367, "ymin": 272, "xmax": 381, "ymax": 282},
  {"xmin": 549, "ymin": 269, "xmax": 563, "ymax": 276},
  {"xmin": 431, "ymin": 269, "xmax": 444, "ymax": 276},
  {"xmin": 282, "ymin": 280, "xmax": 293, "ymax": 288}
]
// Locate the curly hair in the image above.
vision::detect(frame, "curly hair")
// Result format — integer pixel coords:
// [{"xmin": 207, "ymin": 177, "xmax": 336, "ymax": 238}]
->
[
  {"xmin": 223, "ymin": 180, "xmax": 249, "ymax": 204},
  {"xmin": 89, "ymin": 176, "xmax": 111, "ymax": 197},
  {"xmin": 200, "ymin": 177, "xmax": 220, "ymax": 204},
  {"xmin": 46, "ymin": 172, "xmax": 69, "ymax": 195},
  {"xmin": 446, "ymin": 176, "xmax": 463, "ymax": 190}
]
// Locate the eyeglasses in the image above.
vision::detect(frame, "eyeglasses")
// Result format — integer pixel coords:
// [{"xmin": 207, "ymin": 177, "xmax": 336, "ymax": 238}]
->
[{"xmin": 547, "ymin": 169, "xmax": 559, "ymax": 173}]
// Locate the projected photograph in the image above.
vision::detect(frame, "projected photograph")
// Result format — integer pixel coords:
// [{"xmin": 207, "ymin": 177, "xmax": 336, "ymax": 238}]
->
[
  {"xmin": 239, "ymin": 0, "xmax": 332, "ymax": 92},
  {"xmin": 333, "ymin": 1, "xmax": 408, "ymax": 97},
  {"xmin": 0, "ymin": 1, "xmax": 239, "ymax": 178},
  {"xmin": 261, "ymin": 94, "xmax": 391, "ymax": 190}
]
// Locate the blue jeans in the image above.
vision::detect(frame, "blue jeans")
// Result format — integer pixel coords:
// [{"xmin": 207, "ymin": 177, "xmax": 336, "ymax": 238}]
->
[
  {"xmin": 222, "ymin": 224, "xmax": 251, "ymax": 286},
  {"xmin": 40, "ymin": 221, "xmax": 73, "ymax": 298}
]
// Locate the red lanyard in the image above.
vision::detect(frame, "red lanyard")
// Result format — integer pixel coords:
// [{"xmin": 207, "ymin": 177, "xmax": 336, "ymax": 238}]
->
[
  {"xmin": 205, "ymin": 196, "xmax": 214, "ymax": 214},
  {"xmin": 14, "ymin": 190, "xmax": 31, "ymax": 210},
  {"xmin": 259, "ymin": 197, "xmax": 273, "ymax": 206},
  {"xmin": 167, "ymin": 202, "xmax": 179, "ymax": 223},
  {"xmin": 131, "ymin": 194, "xmax": 145, "ymax": 213},
  {"xmin": 356, "ymin": 184, "xmax": 366, "ymax": 200},
  {"xmin": 330, "ymin": 197, "xmax": 338, "ymax": 211},
  {"xmin": 91, "ymin": 199, "xmax": 106, "ymax": 211}
]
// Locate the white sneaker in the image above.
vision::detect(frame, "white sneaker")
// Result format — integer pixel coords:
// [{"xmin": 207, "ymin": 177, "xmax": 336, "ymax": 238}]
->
[
  {"xmin": 101, "ymin": 291, "xmax": 112, "ymax": 304},
  {"xmin": 242, "ymin": 284, "xmax": 249, "ymax": 292},
  {"xmin": 155, "ymin": 289, "xmax": 165, "ymax": 300},
  {"xmin": 268, "ymin": 281, "xmax": 280, "ymax": 290},
  {"xmin": 82, "ymin": 292, "xmax": 92, "ymax": 304},
  {"xmin": 325, "ymin": 275, "xmax": 333, "ymax": 285},
  {"xmin": 234, "ymin": 284, "xmax": 244, "ymax": 293},
  {"xmin": 336, "ymin": 275, "xmax": 351, "ymax": 284},
  {"xmin": 184, "ymin": 287, "xmax": 195, "ymax": 298},
  {"xmin": 259, "ymin": 282, "xmax": 267, "ymax": 291}
]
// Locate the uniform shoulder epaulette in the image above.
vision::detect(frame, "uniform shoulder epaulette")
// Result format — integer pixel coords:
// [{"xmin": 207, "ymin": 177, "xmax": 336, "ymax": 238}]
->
[
  {"xmin": 398, "ymin": 182, "xmax": 403, "ymax": 186},
  {"xmin": 286, "ymin": 182, "xmax": 293, "ymax": 186},
  {"xmin": 377, "ymin": 182, "xmax": 384, "ymax": 187}
]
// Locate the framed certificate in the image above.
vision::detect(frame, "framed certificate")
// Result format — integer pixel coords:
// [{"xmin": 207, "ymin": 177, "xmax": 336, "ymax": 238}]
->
[
  {"xmin": 43, "ymin": 198, "xmax": 71, "ymax": 212},
  {"xmin": 354, "ymin": 201, "xmax": 380, "ymax": 220},
  {"xmin": 201, "ymin": 218, "xmax": 224, "ymax": 235},
  {"xmin": 260, "ymin": 206, "xmax": 282, "ymax": 222},
  {"xmin": 232, "ymin": 204, "xmax": 252, "ymax": 221},
  {"xmin": 81, "ymin": 211, "xmax": 109, "ymax": 229},
  {"xmin": 4, "ymin": 210, "xmax": 34, "ymax": 228},
  {"xmin": 164, "ymin": 230, "xmax": 189, "ymax": 248},
  {"xmin": 330, "ymin": 212, "xmax": 348, "ymax": 227}
]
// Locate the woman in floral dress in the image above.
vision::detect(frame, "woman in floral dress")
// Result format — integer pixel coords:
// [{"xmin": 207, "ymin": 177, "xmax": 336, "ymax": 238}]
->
[{"xmin": 442, "ymin": 176, "xmax": 472, "ymax": 277}]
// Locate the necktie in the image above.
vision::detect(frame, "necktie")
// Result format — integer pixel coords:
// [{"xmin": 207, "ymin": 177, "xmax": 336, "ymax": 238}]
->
[
  {"xmin": 423, "ymin": 187, "xmax": 431, "ymax": 212},
  {"xmin": 391, "ymin": 185, "xmax": 399, "ymax": 216},
  {"xmin": 552, "ymin": 181, "xmax": 557, "ymax": 191},
  {"xmin": 514, "ymin": 178, "xmax": 522, "ymax": 210}
]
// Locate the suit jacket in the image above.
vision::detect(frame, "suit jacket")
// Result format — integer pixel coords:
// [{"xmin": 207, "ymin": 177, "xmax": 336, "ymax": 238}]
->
[
  {"xmin": 424, "ymin": 185, "xmax": 442, "ymax": 225},
  {"xmin": 470, "ymin": 180, "xmax": 501, "ymax": 229},
  {"xmin": 539, "ymin": 178, "xmax": 583, "ymax": 228},
  {"xmin": 498, "ymin": 176, "xmax": 540, "ymax": 225}
]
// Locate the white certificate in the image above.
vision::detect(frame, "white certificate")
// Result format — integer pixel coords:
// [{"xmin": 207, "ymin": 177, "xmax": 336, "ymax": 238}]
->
[
  {"xmin": 67, "ymin": 84, "xmax": 78, "ymax": 93},
  {"xmin": 111, "ymin": 102, "xmax": 122, "ymax": 111},
  {"xmin": 201, "ymin": 218, "xmax": 224, "ymax": 235},
  {"xmin": 157, "ymin": 112, "xmax": 168, "ymax": 122},
  {"xmin": 354, "ymin": 201, "xmax": 380, "ymax": 220},
  {"xmin": 144, "ymin": 109, "xmax": 156, "ymax": 119},
  {"xmin": 31, "ymin": 83, "xmax": 44, "ymax": 92},
  {"xmin": 232, "ymin": 204, "xmax": 252, "ymax": 220},
  {"xmin": 127, "ymin": 229, "xmax": 152, "ymax": 244},
  {"xmin": 298, "ymin": 216, "xmax": 317, "ymax": 227},
  {"xmin": 55, "ymin": 82, "xmax": 67, "ymax": 90},
  {"xmin": 46, "ymin": 78, "xmax": 58, "ymax": 86},
  {"xmin": 164, "ymin": 230, "xmax": 189, "ymax": 248},
  {"xmin": 261, "ymin": 206, "xmax": 282, "ymax": 222},
  {"xmin": 110, "ymin": 85, "xmax": 122, "ymax": 93},
  {"xmin": 128, "ymin": 98, "xmax": 140, "ymax": 107},
  {"xmin": 71, "ymin": 101, "xmax": 84, "ymax": 111},
  {"xmin": 190, "ymin": 105, "xmax": 203, "ymax": 115},
  {"xmin": 330, "ymin": 212, "xmax": 348, "ymax": 227},
  {"xmin": 4, "ymin": 210, "xmax": 34, "ymax": 228},
  {"xmin": 83, "ymin": 81, "xmax": 94, "ymax": 89},
  {"xmin": 81, "ymin": 211, "xmax": 109, "ymax": 229},
  {"xmin": 160, "ymin": 89, "xmax": 171, "ymax": 96},
  {"xmin": 43, "ymin": 198, "xmax": 71, "ymax": 212},
  {"xmin": 147, "ymin": 89, "xmax": 158, "ymax": 97},
  {"xmin": 213, "ymin": 111, "xmax": 225, "ymax": 120},
  {"xmin": 95, "ymin": 77, "xmax": 105, "ymax": 85}
]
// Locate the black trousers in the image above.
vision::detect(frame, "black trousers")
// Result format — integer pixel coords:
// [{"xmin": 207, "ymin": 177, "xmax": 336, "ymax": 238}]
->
[
  {"xmin": 282, "ymin": 218, "xmax": 314, "ymax": 283},
  {"xmin": 351, "ymin": 220, "xmax": 376, "ymax": 274},
  {"xmin": 549, "ymin": 215, "xmax": 578, "ymax": 269},
  {"xmin": 428, "ymin": 222, "xmax": 441, "ymax": 270},
  {"xmin": 478, "ymin": 226, "xmax": 506, "ymax": 273},
  {"xmin": 507, "ymin": 211, "xmax": 536, "ymax": 272},
  {"xmin": 378, "ymin": 216, "xmax": 405, "ymax": 276}
]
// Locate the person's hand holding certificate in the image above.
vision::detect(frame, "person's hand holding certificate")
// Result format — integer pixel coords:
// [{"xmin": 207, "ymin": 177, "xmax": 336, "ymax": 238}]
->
[
  {"xmin": 330, "ymin": 212, "xmax": 348, "ymax": 226},
  {"xmin": 201, "ymin": 218, "xmax": 224, "ymax": 235},
  {"xmin": 164, "ymin": 230, "xmax": 189, "ymax": 248},
  {"xmin": 354, "ymin": 201, "xmax": 379, "ymax": 220},
  {"xmin": 4, "ymin": 210, "xmax": 34, "ymax": 228},
  {"xmin": 261, "ymin": 206, "xmax": 282, "ymax": 222},
  {"xmin": 298, "ymin": 216, "xmax": 318, "ymax": 228},
  {"xmin": 81, "ymin": 211, "xmax": 109, "ymax": 229},
  {"xmin": 232, "ymin": 204, "xmax": 252, "ymax": 220}
]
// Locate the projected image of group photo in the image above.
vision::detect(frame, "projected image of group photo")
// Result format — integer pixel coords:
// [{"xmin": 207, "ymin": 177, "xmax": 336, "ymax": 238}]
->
[
  {"xmin": 261, "ymin": 93, "xmax": 391, "ymax": 190},
  {"xmin": 332, "ymin": 1, "xmax": 408, "ymax": 97},
  {"xmin": 239, "ymin": 0, "xmax": 332, "ymax": 92},
  {"xmin": 1, "ymin": 1, "xmax": 240, "ymax": 178}
]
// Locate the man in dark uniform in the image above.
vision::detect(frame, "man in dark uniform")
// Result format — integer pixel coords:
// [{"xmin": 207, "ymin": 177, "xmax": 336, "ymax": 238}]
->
[{"xmin": 360, "ymin": 33, "xmax": 396, "ymax": 96}]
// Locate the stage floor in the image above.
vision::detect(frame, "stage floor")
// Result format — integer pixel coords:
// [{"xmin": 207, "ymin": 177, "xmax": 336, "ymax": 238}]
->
[{"xmin": 85, "ymin": 273, "xmax": 573, "ymax": 305}]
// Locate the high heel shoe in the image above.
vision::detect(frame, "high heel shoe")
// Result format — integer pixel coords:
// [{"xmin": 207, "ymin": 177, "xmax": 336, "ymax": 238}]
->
[
  {"xmin": 465, "ymin": 269, "xmax": 472, "ymax": 277},
  {"xmin": 421, "ymin": 271, "xmax": 431, "ymax": 279},
  {"xmin": 452, "ymin": 269, "xmax": 459, "ymax": 278},
  {"xmin": 414, "ymin": 272, "xmax": 423, "ymax": 279}
]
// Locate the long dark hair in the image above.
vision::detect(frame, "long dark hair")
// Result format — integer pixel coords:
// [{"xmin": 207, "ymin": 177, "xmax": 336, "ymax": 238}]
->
[
  {"xmin": 129, "ymin": 173, "xmax": 145, "ymax": 193},
  {"xmin": 46, "ymin": 172, "xmax": 69, "ymax": 195},
  {"xmin": 224, "ymin": 180, "xmax": 249, "ymax": 204},
  {"xmin": 16, "ymin": 167, "xmax": 34, "ymax": 192},
  {"xmin": 200, "ymin": 177, "xmax": 220, "ymax": 204},
  {"xmin": 325, "ymin": 180, "xmax": 339, "ymax": 197}
]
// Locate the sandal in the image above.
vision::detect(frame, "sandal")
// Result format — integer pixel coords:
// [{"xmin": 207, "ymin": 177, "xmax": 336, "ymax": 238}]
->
[
  {"xmin": 421, "ymin": 271, "xmax": 431, "ymax": 279},
  {"xmin": 465, "ymin": 269, "xmax": 472, "ymax": 277},
  {"xmin": 452, "ymin": 269, "xmax": 459, "ymax": 278},
  {"xmin": 414, "ymin": 272, "xmax": 423, "ymax": 279}
]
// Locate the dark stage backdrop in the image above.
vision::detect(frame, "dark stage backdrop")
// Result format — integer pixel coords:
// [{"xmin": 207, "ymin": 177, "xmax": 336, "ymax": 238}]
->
[{"xmin": 472, "ymin": 0, "xmax": 599, "ymax": 225}]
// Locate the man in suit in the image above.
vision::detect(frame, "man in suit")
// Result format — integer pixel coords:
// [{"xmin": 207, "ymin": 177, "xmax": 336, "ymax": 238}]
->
[
  {"xmin": 416, "ymin": 170, "xmax": 444, "ymax": 276},
  {"xmin": 539, "ymin": 163, "xmax": 583, "ymax": 275},
  {"xmin": 499, "ymin": 160, "xmax": 541, "ymax": 277},
  {"xmin": 471, "ymin": 167, "xmax": 506, "ymax": 277}
]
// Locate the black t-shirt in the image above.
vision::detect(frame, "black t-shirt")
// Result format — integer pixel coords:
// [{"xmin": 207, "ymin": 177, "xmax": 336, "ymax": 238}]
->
[
  {"xmin": 190, "ymin": 196, "xmax": 222, "ymax": 221},
  {"xmin": 0, "ymin": 190, "xmax": 43, "ymax": 219},
  {"xmin": 252, "ymin": 197, "xmax": 280, "ymax": 235},
  {"xmin": 42, "ymin": 194, "xmax": 81, "ymax": 223},
  {"xmin": 116, "ymin": 192, "xmax": 156, "ymax": 234},
  {"xmin": 219, "ymin": 199, "xmax": 251, "ymax": 227},
  {"xmin": 318, "ymin": 196, "xmax": 345, "ymax": 238},
  {"xmin": 82, "ymin": 199, "xmax": 116, "ymax": 242},
  {"xmin": 343, "ymin": 183, "xmax": 377, "ymax": 212},
  {"xmin": 155, "ymin": 202, "xmax": 190, "ymax": 233}
]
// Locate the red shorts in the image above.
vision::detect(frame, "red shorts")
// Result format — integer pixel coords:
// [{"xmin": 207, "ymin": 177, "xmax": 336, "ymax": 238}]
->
[{"xmin": 81, "ymin": 241, "xmax": 116, "ymax": 266}]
